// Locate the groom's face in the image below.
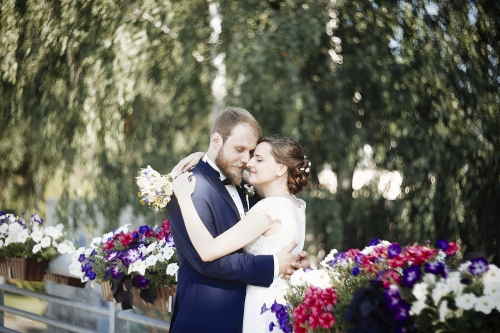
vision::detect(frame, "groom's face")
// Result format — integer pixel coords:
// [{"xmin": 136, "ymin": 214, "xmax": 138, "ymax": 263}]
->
[{"xmin": 215, "ymin": 123, "xmax": 258, "ymax": 185}]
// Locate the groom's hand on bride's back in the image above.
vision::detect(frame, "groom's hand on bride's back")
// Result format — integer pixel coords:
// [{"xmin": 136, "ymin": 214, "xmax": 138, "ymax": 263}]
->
[
  {"xmin": 280, "ymin": 250, "xmax": 310, "ymax": 280},
  {"xmin": 276, "ymin": 241, "xmax": 300, "ymax": 278}
]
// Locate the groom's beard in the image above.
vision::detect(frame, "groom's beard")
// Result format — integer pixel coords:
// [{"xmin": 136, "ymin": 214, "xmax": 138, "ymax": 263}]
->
[{"xmin": 215, "ymin": 148, "xmax": 243, "ymax": 185}]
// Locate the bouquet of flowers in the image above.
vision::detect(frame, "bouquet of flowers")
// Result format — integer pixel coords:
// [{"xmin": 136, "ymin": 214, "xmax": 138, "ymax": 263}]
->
[
  {"xmin": 0, "ymin": 211, "xmax": 75, "ymax": 263},
  {"xmin": 70, "ymin": 219, "xmax": 178, "ymax": 310},
  {"xmin": 136, "ymin": 165, "xmax": 174, "ymax": 211}
]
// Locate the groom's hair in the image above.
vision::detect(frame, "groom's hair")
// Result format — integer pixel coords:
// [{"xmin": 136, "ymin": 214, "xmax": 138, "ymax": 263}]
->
[{"xmin": 211, "ymin": 106, "xmax": 262, "ymax": 143}]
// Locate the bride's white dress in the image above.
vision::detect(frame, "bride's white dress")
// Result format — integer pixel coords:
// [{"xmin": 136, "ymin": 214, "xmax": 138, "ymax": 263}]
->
[{"xmin": 242, "ymin": 196, "xmax": 306, "ymax": 333}]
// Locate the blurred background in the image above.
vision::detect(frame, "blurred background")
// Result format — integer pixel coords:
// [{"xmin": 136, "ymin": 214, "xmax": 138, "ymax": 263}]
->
[{"xmin": 1, "ymin": 0, "xmax": 499, "ymax": 265}]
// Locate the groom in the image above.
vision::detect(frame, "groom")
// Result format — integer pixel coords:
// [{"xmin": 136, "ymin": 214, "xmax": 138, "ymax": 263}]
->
[{"xmin": 167, "ymin": 106, "xmax": 306, "ymax": 333}]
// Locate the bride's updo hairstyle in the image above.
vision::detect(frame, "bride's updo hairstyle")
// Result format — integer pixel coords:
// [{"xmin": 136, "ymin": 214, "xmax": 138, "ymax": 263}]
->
[{"xmin": 258, "ymin": 134, "xmax": 311, "ymax": 194}]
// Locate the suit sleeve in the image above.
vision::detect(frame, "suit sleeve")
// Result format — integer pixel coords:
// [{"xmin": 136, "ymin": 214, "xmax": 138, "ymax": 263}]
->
[{"xmin": 168, "ymin": 193, "xmax": 274, "ymax": 287}]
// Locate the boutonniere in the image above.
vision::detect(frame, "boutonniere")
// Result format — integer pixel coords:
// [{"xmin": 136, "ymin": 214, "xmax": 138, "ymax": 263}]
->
[{"xmin": 243, "ymin": 184, "xmax": 255, "ymax": 197}]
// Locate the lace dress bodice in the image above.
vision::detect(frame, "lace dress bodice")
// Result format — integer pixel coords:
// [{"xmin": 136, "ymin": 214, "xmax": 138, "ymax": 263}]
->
[{"xmin": 243, "ymin": 196, "xmax": 306, "ymax": 256}]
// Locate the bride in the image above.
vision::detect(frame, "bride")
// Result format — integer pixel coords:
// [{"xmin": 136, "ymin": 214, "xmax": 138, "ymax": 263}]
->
[{"xmin": 172, "ymin": 134, "xmax": 310, "ymax": 333}]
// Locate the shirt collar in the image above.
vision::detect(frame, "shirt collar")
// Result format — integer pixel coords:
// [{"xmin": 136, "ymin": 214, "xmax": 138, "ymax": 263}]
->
[{"xmin": 202, "ymin": 153, "xmax": 227, "ymax": 182}]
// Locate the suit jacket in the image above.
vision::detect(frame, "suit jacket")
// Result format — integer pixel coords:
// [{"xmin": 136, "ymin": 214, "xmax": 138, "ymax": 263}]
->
[{"xmin": 167, "ymin": 161, "xmax": 274, "ymax": 333}]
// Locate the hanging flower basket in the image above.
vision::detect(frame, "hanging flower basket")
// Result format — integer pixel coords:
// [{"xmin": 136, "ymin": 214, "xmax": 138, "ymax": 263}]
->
[
  {"xmin": 101, "ymin": 281, "xmax": 176, "ymax": 312},
  {"xmin": 45, "ymin": 273, "xmax": 86, "ymax": 288},
  {"xmin": 5, "ymin": 258, "xmax": 48, "ymax": 281},
  {"xmin": 0, "ymin": 258, "xmax": 8, "ymax": 277}
]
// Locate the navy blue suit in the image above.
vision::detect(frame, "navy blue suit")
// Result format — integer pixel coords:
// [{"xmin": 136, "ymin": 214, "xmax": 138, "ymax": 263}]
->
[{"xmin": 167, "ymin": 161, "xmax": 274, "ymax": 333}]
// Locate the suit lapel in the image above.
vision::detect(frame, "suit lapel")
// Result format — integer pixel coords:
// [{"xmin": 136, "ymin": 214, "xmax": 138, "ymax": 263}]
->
[{"xmin": 199, "ymin": 161, "xmax": 241, "ymax": 219}]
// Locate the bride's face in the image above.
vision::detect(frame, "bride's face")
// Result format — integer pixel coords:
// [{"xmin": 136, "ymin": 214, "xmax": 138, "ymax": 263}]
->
[{"xmin": 246, "ymin": 142, "xmax": 284, "ymax": 186}]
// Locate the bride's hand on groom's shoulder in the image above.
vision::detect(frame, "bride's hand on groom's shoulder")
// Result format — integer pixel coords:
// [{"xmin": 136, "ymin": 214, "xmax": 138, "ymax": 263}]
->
[
  {"xmin": 171, "ymin": 152, "xmax": 205, "ymax": 178},
  {"xmin": 173, "ymin": 172, "xmax": 196, "ymax": 198}
]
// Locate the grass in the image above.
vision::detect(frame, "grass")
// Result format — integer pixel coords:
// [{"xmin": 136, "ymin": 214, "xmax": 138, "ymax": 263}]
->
[{"xmin": 4, "ymin": 292, "xmax": 47, "ymax": 316}]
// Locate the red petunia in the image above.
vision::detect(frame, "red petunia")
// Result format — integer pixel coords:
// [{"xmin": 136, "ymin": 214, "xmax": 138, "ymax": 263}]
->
[
  {"xmin": 445, "ymin": 242, "xmax": 459, "ymax": 256},
  {"xmin": 103, "ymin": 239, "xmax": 115, "ymax": 251},
  {"xmin": 117, "ymin": 232, "xmax": 135, "ymax": 246}
]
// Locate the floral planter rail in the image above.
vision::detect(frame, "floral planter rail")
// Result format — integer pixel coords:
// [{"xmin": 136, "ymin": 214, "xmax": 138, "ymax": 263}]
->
[
  {"xmin": 101, "ymin": 281, "xmax": 176, "ymax": 312},
  {"xmin": 1, "ymin": 258, "xmax": 48, "ymax": 281},
  {"xmin": 45, "ymin": 273, "xmax": 86, "ymax": 288}
]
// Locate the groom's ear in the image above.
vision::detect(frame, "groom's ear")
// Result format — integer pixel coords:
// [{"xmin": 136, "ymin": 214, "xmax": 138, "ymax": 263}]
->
[{"xmin": 211, "ymin": 132, "xmax": 223, "ymax": 149}]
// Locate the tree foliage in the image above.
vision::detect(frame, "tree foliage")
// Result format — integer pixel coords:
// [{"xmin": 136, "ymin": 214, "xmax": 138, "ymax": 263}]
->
[{"xmin": 1, "ymin": 0, "xmax": 499, "ymax": 262}]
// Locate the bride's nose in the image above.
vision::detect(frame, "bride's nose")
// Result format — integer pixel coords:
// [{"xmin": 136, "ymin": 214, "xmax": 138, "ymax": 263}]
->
[{"xmin": 247, "ymin": 157, "xmax": 256, "ymax": 168}]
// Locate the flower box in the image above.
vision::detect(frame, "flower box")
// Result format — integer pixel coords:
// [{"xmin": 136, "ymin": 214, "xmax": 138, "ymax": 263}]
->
[
  {"xmin": 4, "ymin": 258, "xmax": 48, "ymax": 281},
  {"xmin": 45, "ymin": 273, "xmax": 86, "ymax": 288},
  {"xmin": 101, "ymin": 281, "xmax": 176, "ymax": 312}
]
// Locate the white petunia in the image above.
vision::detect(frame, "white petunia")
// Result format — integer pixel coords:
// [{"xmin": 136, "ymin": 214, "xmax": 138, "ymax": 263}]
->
[
  {"xmin": 483, "ymin": 264, "xmax": 500, "ymax": 284},
  {"xmin": 412, "ymin": 282, "xmax": 429, "ymax": 300},
  {"xmin": 128, "ymin": 260, "xmax": 147, "ymax": 276},
  {"xmin": 474, "ymin": 295, "xmax": 495, "ymax": 314},
  {"xmin": 115, "ymin": 224, "xmax": 130, "ymax": 234},
  {"xmin": 432, "ymin": 281, "xmax": 452, "ymax": 305},
  {"xmin": 0, "ymin": 224, "xmax": 8, "ymax": 233},
  {"xmin": 410, "ymin": 297, "xmax": 427, "ymax": 315},
  {"xmin": 435, "ymin": 250, "xmax": 447, "ymax": 262},
  {"xmin": 84, "ymin": 247, "xmax": 94, "ymax": 257},
  {"xmin": 304, "ymin": 269, "xmax": 332, "ymax": 289},
  {"xmin": 455, "ymin": 293, "xmax": 477, "ymax": 310},
  {"xmin": 4, "ymin": 235, "xmax": 14, "ymax": 246},
  {"xmin": 439, "ymin": 300, "xmax": 452, "ymax": 322},
  {"xmin": 57, "ymin": 242, "xmax": 70, "ymax": 254},
  {"xmin": 102, "ymin": 231, "xmax": 114, "ymax": 241},
  {"xmin": 40, "ymin": 236, "xmax": 51, "ymax": 248},
  {"xmin": 422, "ymin": 273, "xmax": 437, "ymax": 286},
  {"xmin": 31, "ymin": 229, "xmax": 44, "ymax": 243},
  {"xmin": 16, "ymin": 229, "xmax": 30, "ymax": 243},
  {"xmin": 484, "ymin": 283, "xmax": 500, "ymax": 297},
  {"xmin": 447, "ymin": 272, "xmax": 464, "ymax": 296},
  {"xmin": 44, "ymin": 225, "xmax": 63, "ymax": 239},
  {"xmin": 32, "ymin": 243, "xmax": 42, "ymax": 254},
  {"xmin": 146, "ymin": 242, "xmax": 157, "ymax": 254},
  {"xmin": 458, "ymin": 261, "xmax": 471, "ymax": 273},
  {"xmin": 289, "ymin": 268, "xmax": 307, "ymax": 286},
  {"xmin": 91, "ymin": 237, "xmax": 102, "ymax": 246},
  {"xmin": 162, "ymin": 247, "xmax": 174, "ymax": 261},
  {"xmin": 0, "ymin": 240, "xmax": 3, "ymax": 248},
  {"xmin": 166, "ymin": 263, "xmax": 179, "ymax": 276},
  {"xmin": 145, "ymin": 255, "xmax": 158, "ymax": 267},
  {"xmin": 320, "ymin": 249, "xmax": 338, "ymax": 267}
]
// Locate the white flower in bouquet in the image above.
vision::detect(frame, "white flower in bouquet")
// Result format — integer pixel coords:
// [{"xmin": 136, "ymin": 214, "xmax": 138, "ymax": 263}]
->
[
  {"xmin": 45, "ymin": 224, "xmax": 64, "ymax": 239},
  {"xmin": 136, "ymin": 165, "xmax": 174, "ymax": 211},
  {"xmin": 0, "ymin": 223, "xmax": 8, "ymax": 234},
  {"xmin": 166, "ymin": 263, "xmax": 179, "ymax": 276},
  {"xmin": 304, "ymin": 269, "xmax": 332, "ymax": 289},
  {"xmin": 320, "ymin": 249, "xmax": 338, "ymax": 267},
  {"xmin": 412, "ymin": 281, "xmax": 428, "ymax": 300},
  {"xmin": 439, "ymin": 300, "xmax": 452, "ymax": 322},
  {"xmin": 69, "ymin": 247, "xmax": 86, "ymax": 279},
  {"xmin": 410, "ymin": 296, "xmax": 427, "ymax": 315}
]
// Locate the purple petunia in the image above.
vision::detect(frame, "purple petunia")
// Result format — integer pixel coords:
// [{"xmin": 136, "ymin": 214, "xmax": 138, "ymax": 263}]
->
[
  {"xmin": 384, "ymin": 285, "xmax": 401, "ymax": 310},
  {"xmin": 261, "ymin": 303, "xmax": 269, "ymax": 314},
  {"xmin": 31, "ymin": 213, "xmax": 44, "ymax": 224},
  {"xmin": 329, "ymin": 252, "xmax": 346, "ymax": 266},
  {"xmin": 425, "ymin": 261, "xmax": 445, "ymax": 276},
  {"xmin": 110, "ymin": 265, "xmax": 121, "ymax": 278},
  {"xmin": 123, "ymin": 248, "xmax": 142, "ymax": 265},
  {"xmin": 139, "ymin": 225, "xmax": 151, "ymax": 234},
  {"xmin": 78, "ymin": 253, "xmax": 86, "ymax": 262},
  {"xmin": 354, "ymin": 253, "xmax": 365, "ymax": 265},
  {"xmin": 437, "ymin": 239, "xmax": 449, "ymax": 251},
  {"xmin": 106, "ymin": 251, "xmax": 119, "ymax": 262},
  {"xmin": 135, "ymin": 275, "xmax": 150, "ymax": 288},
  {"xmin": 468, "ymin": 257, "xmax": 489, "ymax": 276},
  {"xmin": 402, "ymin": 265, "xmax": 421, "ymax": 288},
  {"xmin": 393, "ymin": 302, "xmax": 411, "ymax": 324},
  {"xmin": 352, "ymin": 266, "xmax": 360, "ymax": 276},
  {"xmin": 387, "ymin": 243, "xmax": 402, "ymax": 259},
  {"xmin": 368, "ymin": 238, "xmax": 381, "ymax": 246},
  {"xmin": 269, "ymin": 322, "xmax": 275, "ymax": 331},
  {"xmin": 268, "ymin": 301, "xmax": 292, "ymax": 333}
]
